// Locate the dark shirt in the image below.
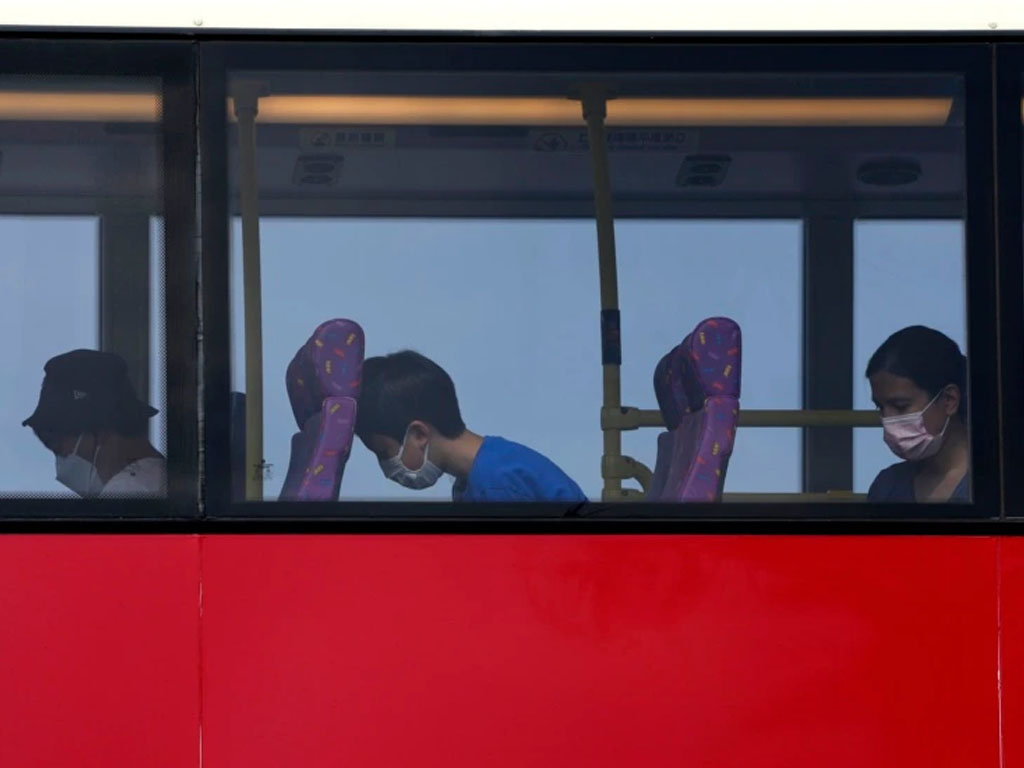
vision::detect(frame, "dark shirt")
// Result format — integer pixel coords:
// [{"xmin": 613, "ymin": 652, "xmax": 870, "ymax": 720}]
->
[
  {"xmin": 453, "ymin": 436, "xmax": 586, "ymax": 502},
  {"xmin": 867, "ymin": 461, "xmax": 970, "ymax": 503}
]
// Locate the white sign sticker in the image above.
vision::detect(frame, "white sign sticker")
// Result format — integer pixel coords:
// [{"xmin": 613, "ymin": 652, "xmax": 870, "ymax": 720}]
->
[
  {"xmin": 530, "ymin": 129, "xmax": 698, "ymax": 152},
  {"xmin": 300, "ymin": 127, "xmax": 396, "ymax": 150}
]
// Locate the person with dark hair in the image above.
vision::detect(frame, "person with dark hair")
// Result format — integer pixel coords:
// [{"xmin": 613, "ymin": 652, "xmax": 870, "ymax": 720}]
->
[
  {"xmin": 23, "ymin": 349, "xmax": 165, "ymax": 498},
  {"xmin": 865, "ymin": 326, "xmax": 969, "ymax": 502},
  {"xmin": 355, "ymin": 350, "xmax": 585, "ymax": 502}
]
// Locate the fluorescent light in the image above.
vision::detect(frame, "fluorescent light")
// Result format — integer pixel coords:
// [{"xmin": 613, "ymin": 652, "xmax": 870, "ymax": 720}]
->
[
  {"xmin": 237, "ymin": 95, "xmax": 953, "ymax": 127},
  {"xmin": 0, "ymin": 91, "xmax": 159, "ymax": 121},
  {"xmin": 0, "ymin": 90, "xmax": 954, "ymax": 127}
]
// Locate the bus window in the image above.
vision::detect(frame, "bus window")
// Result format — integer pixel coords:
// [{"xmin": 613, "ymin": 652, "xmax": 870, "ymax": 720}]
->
[
  {"xmin": 618, "ymin": 221, "xmax": 803, "ymax": 495},
  {"xmin": 230, "ymin": 218, "xmax": 600, "ymax": 501},
  {"xmin": 0, "ymin": 76, "xmax": 168, "ymax": 501},
  {"xmin": 853, "ymin": 221, "xmax": 967, "ymax": 497},
  {"xmin": 223, "ymin": 64, "xmax": 970, "ymax": 509}
]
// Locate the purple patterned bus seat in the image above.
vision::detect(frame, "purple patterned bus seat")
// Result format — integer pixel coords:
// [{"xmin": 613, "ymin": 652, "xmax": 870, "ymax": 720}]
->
[
  {"xmin": 279, "ymin": 397, "xmax": 358, "ymax": 502},
  {"xmin": 280, "ymin": 319, "xmax": 365, "ymax": 502},
  {"xmin": 648, "ymin": 317, "xmax": 741, "ymax": 503},
  {"xmin": 647, "ymin": 431, "xmax": 676, "ymax": 500}
]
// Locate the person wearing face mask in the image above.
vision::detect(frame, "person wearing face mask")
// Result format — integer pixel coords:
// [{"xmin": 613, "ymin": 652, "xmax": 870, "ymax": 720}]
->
[
  {"xmin": 22, "ymin": 349, "xmax": 166, "ymax": 498},
  {"xmin": 865, "ymin": 326, "xmax": 969, "ymax": 503},
  {"xmin": 355, "ymin": 350, "xmax": 586, "ymax": 503}
]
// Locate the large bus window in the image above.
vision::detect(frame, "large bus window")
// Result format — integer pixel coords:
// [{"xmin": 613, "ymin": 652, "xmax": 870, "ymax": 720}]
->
[
  {"xmin": 224, "ymin": 65, "xmax": 971, "ymax": 509},
  {"xmin": 231, "ymin": 218, "xmax": 803, "ymax": 501},
  {"xmin": 0, "ymin": 76, "xmax": 168, "ymax": 501}
]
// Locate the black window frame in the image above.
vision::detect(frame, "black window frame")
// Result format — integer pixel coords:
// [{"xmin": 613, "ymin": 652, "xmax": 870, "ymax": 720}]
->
[
  {"xmin": 0, "ymin": 39, "xmax": 199, "ymax": 521},
  {"xmin": 1, "ymin": 33, "xmax": 1021, "ymax": 531},
  {"xmin": 198, "ymin": 38, "xmax": 1007, "ymax": 525},
  {"xmin": 995, "ymin": 43, "xmax": 1024, "ymax": 520}
]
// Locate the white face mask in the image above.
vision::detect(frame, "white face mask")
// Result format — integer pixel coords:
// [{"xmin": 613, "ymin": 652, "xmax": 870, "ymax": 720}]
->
[
  {"xmin": 55, "ymin": 433, "xmax": 105, "ymax": 498},
  {"xmin": 380, "ymin": 428, "xmax": 444, "ymax": 490},
  {"xmin": 881, "ymin": 389, "xmax": 951, "ymax": 462}
]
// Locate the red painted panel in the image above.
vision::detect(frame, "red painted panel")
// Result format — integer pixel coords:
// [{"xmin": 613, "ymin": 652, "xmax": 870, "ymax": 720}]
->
[
  {"xmin": 202, "ymin": 535, "xmax": 999, "ymax": 768},
  {"xmin": 0, "ymin": 535, "xmax": 200, "ymax": 768},
  {"xmin": 1002, "ymin": 537, "xmax": 1024, "ymax": 768}
]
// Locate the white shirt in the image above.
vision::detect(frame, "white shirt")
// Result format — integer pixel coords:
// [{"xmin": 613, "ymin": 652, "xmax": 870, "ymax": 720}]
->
[{"xmin": 99, "ymin": 457, "xmax": 167, "ymax": 498}]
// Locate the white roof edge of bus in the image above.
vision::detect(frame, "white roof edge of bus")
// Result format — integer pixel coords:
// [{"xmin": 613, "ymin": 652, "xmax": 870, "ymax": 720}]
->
[{"xmin": 2, "ymin": 1, "xmax": 1024, "ymax": 32}]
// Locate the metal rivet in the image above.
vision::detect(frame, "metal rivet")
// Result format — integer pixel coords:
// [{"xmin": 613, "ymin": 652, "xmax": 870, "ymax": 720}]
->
[
  {"xmin": 988, "ymin": 21, "xmax": 999, "ymax": 29},
  {"xmin": 193, "ymin": 18, "xmax": 204, "ymax": 26}
]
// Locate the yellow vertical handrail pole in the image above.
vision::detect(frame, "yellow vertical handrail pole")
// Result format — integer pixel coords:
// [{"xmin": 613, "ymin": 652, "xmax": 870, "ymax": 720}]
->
[
  {"xmin": 233, "ymin": 83, "xmax": 267, "ymax": 501},
  {"xmin": 579, "ymin": 87, "xmax": 623, "ymax": 502}
]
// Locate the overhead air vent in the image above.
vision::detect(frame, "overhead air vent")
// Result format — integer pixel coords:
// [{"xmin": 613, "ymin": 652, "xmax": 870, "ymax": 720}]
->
[
  {"xmin": 676, "ymin": 154, "xmax": 731, "ymax": 188},
  {"xmin": 292, "ymin": 154, "xmax": 343, "ymax": 187},
  {"xmin": 857, "ymin": 157, "xmax": 921, "ymax": 186}
]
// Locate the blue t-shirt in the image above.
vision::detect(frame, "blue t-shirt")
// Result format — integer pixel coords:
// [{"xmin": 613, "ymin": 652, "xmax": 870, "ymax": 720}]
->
[
  {"xmin": 452, "ymin": 436, "xmax": 586, "ymax": 503},
  {"xmin": 867, "ymin": 461, "xmax": 970, "ymax": 503}
]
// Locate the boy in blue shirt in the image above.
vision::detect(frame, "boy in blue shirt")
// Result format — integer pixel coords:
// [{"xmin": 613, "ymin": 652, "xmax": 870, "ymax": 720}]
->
[{"xmin": 355, "ymin": 350, "xmax": 586, "ymax": 503}]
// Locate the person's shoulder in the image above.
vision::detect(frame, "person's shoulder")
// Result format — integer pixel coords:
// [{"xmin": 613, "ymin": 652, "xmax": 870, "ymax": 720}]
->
[
  {"xmin": 874, "ymin": 461, "xmax": 911, "ymax": 480},
  {"xmin": 483, "ymin": 437, "xmax": 565, "ymax": 474},
  {"xmin": 489, "ymin": 437, "xmax": 586, "ymax": 500},
  {"xmin": 484, "ymin": 436, "xmax": 544, "ymax": 460},
  {"xmin": 472, "ymin": 437, "xmax": 585, "ymax": 501},
  {"xmin": 867, "ymin": 461, "xmax": 913, "ymax": 502},
  {"xmin": 101, "ymin": 457, "xmax": 167, "ymax": 498},
  {"xmin": 472, "ymin": 437, "xmax": 536, "ymax": 483}
]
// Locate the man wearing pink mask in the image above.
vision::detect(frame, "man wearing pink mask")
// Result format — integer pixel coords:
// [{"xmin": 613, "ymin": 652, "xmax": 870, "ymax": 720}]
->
[{"xmin": 866, "ymin": 326, "xmax": 969, "ymax": 503}]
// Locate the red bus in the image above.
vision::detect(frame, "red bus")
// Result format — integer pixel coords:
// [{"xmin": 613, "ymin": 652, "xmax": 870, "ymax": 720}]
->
[{"xmin": 1, "ymin": 4, "xmax": 1023, "ymax": 766}]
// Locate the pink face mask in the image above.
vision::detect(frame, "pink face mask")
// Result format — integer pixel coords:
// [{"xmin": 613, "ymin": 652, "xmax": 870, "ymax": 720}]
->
[{"xmin": 881, "ymin": 389, "xmax": 950, "ymax": 461}]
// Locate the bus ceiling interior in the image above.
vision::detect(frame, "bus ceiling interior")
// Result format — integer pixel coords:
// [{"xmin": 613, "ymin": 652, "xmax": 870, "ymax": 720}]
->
[{"xmin": 0, "ymin": 72, "xmax": 964, "ymax": 218}]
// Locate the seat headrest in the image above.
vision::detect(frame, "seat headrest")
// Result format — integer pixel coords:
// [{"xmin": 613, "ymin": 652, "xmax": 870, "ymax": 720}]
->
[
  {"xmin": 654, "ymin": 317, "xmax": 741, "ymax": 431},
  {"xmin": 286, "ymin": 319, "xmax": 365, "ymax": 430}
]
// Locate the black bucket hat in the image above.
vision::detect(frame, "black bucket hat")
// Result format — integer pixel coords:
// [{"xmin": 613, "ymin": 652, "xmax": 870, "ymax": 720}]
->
[{"xmin": 23, "ymin": 349, "xmax": 158, "ymax": 435}]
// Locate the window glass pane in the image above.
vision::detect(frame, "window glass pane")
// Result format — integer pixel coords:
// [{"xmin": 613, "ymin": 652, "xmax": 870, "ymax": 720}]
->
[
  {"xmin": 231, "ymin": 218, "xmax": 599, "ymax": 500},
  {"xmin": 0, "ymin": 76, "xmax": 167, "ymax": 500},
  {"xmin": 618, "ymin": 221, "xmax": 802, "ymax": 496},
  {"xmin": 1, "ymin": 217, "xmax": 99, "ymax": 495},
  {"xmin": 853, "ymin": 220, "xmax": 967, "ymax": 496},
  {"xmin": 226, "ymin": 65, "xmax": 969, "ymax": 510}
]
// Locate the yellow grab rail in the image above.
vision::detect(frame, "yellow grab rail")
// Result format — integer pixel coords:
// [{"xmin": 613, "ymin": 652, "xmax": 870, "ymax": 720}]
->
[
  {"xmin": 234, "ymin": 82, "xmax": 268, "ymax": 501},
  {"xmin": 579, "ymin": 88, "xmax": 626, "ymax": 503},
  {"xmin": 602, "ymin": 407, "xmax": 880, "ymax": 430}
]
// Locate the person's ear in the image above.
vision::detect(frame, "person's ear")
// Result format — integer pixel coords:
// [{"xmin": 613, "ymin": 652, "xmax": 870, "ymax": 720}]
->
[
  {"xmin": 941, "ymin": 385, "xmax": 961, "ymax": 417},
  {"xmin": 406, "ymin": 420, "xmax": 431, "ymax": 448}
]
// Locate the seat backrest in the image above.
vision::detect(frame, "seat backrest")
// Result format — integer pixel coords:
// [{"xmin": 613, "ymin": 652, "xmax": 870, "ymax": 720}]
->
[
  {"xmin": 648, "ymin": 317, "xmax": 741, "ymax": 502},
  {"xmin": 279, "ymin": 319, "xmax": 365, "ymax": 501}
]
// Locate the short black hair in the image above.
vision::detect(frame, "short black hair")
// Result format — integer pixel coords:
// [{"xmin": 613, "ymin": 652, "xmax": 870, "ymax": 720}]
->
[
  {"xmin": 866, "ymin": 325, "xmax": 967, "ymax": 418},
  {"xmin": 355, "ymin": 350, "xmax": 466, "ymax": 443}
]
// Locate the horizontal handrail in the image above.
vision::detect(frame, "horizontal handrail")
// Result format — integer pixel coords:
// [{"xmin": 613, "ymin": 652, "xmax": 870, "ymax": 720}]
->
[
  {"xmin": 602, "ymin": 455, "xmax": 652, "ymax": 501},
  {"xmin": 603, "ymin": 407, "xmax": 879, "ymax": 430}
]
